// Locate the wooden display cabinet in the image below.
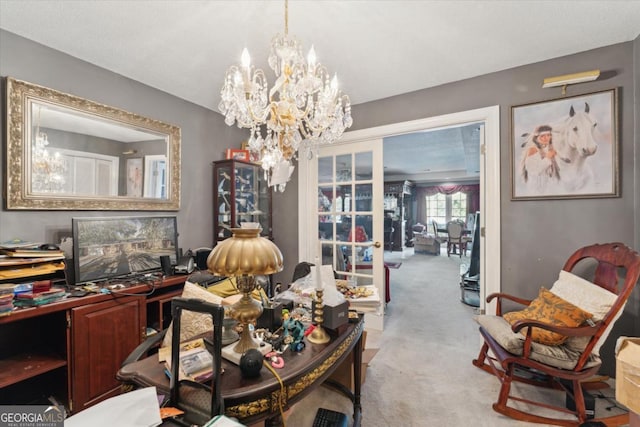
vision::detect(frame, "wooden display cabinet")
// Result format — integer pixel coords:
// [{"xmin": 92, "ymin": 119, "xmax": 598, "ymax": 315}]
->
[
  {"xmin": 384, "ymin": 180, "xmax": 414, "ymax": 251},
  {"xmin": 213, "ymin": 159, "xmax": 272, "ymax": 243}
]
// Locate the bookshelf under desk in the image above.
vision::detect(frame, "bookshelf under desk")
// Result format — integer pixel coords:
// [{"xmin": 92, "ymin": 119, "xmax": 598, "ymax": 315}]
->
[{"xmin": 0, "ymin": 274, "xmax": 187, "ymax": 414}]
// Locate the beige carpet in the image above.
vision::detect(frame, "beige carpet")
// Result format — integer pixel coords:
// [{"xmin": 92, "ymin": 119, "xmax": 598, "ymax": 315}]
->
[{"xmin": 283, "ymin": 247, "xmax": 628, "ymax": 427}]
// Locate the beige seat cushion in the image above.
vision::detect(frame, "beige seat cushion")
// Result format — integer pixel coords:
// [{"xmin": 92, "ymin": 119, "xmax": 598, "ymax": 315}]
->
[
  {"xmin": 476, "ymin": 270, "xmax": 621, "ymax": 370},
  {"xmin": 475, "ymin": 314, "xmax": 601, "ymax": 370}
]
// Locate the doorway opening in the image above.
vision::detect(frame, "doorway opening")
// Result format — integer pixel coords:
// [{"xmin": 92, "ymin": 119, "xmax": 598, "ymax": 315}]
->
[{"xmin": 298, "ymin": 105, "xmax": 501, "ymax": 315}]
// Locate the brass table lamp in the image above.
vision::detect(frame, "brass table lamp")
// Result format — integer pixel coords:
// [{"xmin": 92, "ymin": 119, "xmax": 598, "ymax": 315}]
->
[{"xmin": 207, "ymin": 227, "xmax": 283, "ymax": 353}]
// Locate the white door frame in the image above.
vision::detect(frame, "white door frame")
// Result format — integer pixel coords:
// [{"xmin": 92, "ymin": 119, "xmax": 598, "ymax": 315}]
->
[{"xmin": 299, "ymin": 105, "xmax": 501, "ymax": 314}]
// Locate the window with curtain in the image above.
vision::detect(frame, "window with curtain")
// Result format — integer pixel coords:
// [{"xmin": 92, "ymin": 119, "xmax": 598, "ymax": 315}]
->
[
  {"xmin": 426, "ymin": 191, "xmax": 468, "ymax": 225},
  {"xmin": 425, "ymin": 193, "xmax": 446, "ymax": 225}
]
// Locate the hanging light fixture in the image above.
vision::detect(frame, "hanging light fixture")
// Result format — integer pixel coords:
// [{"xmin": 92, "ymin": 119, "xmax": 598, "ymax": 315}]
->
[
  {"xmin": 32, "ymin": 106, "xmax": 67, "ymax": 193},
  {"xmin": 219, "ymin": 0, "xmax": 352, "ymax": 192}
]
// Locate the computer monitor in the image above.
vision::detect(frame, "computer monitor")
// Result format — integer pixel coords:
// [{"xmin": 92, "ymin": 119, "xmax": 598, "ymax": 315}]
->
[{"xmin": 72, "ymin": 215, "xmax": 179, "ymax": 285}]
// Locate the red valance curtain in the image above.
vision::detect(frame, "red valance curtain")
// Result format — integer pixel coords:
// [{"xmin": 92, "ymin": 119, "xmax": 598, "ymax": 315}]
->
[{"xmin": 415, "ymin": 184, "xmax": 480, "ymax": 225}]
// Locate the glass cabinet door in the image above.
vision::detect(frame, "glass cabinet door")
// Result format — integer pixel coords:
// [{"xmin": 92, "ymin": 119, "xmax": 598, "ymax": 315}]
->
[{"xmin": 213, "ymin": 159, "xmax": 272, "ymax": 243}]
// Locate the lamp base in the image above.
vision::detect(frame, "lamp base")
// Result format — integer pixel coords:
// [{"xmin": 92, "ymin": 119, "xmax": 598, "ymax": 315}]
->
[
  {"xmin": 222, "ymin": 341, "xmax": 272, "ymax": 365},
  {"xmin": 233, "ymin": 327, "xmax": 260, "ymax": 354},
  {"xmin": 228, "ymin": 288, "xmax": 263, "ymax": 353},
  {"xmin": 307, "ymin": 325, "xmax": 330, "ymax": 344}
]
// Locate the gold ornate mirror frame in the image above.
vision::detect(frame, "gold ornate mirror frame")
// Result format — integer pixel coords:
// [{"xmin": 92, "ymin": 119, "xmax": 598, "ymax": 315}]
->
[{"xmin": 5, "ymin": 77, "xmax": 181, "ymax": 210}]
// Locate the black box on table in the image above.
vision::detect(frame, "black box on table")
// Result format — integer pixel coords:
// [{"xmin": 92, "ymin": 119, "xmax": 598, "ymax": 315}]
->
[
  {"xmin": 256, "ymin": 301, "xmax": 283, "ymax": 331},
  {"xmin": 312, "ymin": 300, "xmax": 349, "ymax": 330}
]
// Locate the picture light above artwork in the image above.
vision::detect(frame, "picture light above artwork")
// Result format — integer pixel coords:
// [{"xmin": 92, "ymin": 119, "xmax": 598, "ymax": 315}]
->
[{"xmin": 542, "ymin": 69, "xmax": 600, "ymax": 95}]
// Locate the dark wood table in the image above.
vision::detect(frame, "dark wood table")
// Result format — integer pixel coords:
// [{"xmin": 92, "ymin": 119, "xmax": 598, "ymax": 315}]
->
[{"xmin": 117, "ymin": 317, "xmax": 365, "ymax": 426}]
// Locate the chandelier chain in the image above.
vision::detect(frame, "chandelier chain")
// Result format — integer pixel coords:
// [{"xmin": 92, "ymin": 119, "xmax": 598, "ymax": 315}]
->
[{"xmin": 284, "ymin": 0, "xmax": 288, "ymax": 35}]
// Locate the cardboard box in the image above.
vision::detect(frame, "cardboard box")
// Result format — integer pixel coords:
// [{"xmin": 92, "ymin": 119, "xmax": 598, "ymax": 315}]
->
[
  {"xmin": 328, "ymin": 331, "xmax": 379, "ymax": 390},
  {"xmin": 615, "ymin": 337, "xmax": 640, "ymax": 414}
]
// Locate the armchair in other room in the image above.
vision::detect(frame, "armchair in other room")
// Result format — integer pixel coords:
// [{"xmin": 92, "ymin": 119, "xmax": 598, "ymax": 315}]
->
[{"xmin": 414, "ymin": 223, "xmax": 440, "ymax": 255}]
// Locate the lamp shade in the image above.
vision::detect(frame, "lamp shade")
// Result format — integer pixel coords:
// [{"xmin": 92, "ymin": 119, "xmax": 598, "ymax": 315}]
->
[{"xmin": 207, "ymin": 228, "xmax": 283, "ymax": 276}]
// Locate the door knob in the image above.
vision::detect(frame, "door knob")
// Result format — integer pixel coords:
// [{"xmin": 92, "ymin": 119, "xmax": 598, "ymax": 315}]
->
[{"xmin": 373, "ymin": 241, "xmax": 381, "ymax": 248}]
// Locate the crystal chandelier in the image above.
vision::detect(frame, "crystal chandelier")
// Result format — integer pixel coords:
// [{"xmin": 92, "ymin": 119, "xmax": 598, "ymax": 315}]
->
[
  {"xmin": 219, "ymin": 0, "xmax": 352, "ymax": 192},
  {"xmin": 32, "ymin": 108, "xmax": 67, "ymax": 193}
]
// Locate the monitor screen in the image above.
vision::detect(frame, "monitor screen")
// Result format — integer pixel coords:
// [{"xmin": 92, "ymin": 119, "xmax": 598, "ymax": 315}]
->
[{"xmin": 72, "ymin": 215, "xmax": 179, "ymax": 285}]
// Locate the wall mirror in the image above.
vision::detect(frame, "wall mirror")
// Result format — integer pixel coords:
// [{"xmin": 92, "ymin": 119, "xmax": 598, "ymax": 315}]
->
[{"xmin": 5, "ymin": 77, "xmax": 181, "ymax": 210}]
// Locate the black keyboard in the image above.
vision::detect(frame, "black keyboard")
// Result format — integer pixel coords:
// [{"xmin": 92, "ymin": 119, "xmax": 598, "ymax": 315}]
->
[{"xmin": 312, "ymin": 408, "xmax": 348, "ymax": 427}]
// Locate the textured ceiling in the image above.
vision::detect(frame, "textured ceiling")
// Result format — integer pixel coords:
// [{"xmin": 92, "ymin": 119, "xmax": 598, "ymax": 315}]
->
[
  {"xmin": 2, "ymin": 1, "xmax": 638, "ymax": 184},
  {"xmin": 1, "ymin": 1, "xmax": 639, "ymax": 111}
]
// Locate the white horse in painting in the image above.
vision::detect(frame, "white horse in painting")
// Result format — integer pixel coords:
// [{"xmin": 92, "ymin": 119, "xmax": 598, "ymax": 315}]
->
[
  {"xmin": 552, "ymin": 103, "xmax": 598, "ymax": 191},
  {"xmin": 520, "ymin": 103, "xmax": 599, "ymax": 193}
]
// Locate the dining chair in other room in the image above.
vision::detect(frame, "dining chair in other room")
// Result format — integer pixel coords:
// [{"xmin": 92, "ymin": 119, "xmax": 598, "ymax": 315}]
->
[
  {"xmin": 446, "ymin": 220, "xmax": 466, "ymax": 258},
  {"xmin": 431, "ymin": 220, "xmax": 447, "ymax": 245}
]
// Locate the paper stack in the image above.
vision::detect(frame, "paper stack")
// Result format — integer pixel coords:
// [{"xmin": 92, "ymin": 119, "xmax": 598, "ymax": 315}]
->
[
  {"xmin": 334, "ymin": 278, "xmax": 381, "ymax": 313},
  {"xmin": 13, "ymin": 287, "xmax": 67, "ymax": 307},
  {"xmin": 343, "ymin": 285, "xmax": 381, "ymax": 313},
  {"xmin": 158, "ymin": 338, "xmax": 218, "ymax": 382},
  {"xmin": 0, "ymin": 284, "xmax": 15, "ymax": 316}
]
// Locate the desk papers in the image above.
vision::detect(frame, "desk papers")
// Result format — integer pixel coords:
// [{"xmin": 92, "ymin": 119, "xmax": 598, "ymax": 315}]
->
[{"xmin": 64, "ymin": 386, "xmax": 161, "ymax": 427}]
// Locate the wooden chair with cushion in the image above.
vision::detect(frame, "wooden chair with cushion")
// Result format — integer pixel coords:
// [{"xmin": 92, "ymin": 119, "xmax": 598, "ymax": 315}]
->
[
  {"xmin": 472, "ymin": 242, "xmax": 640, "ymax": 426},
  {"xmin": 431, "ymin": 220, "xmax": 447, "ymax": 246},
  {"xmin": 119, "ymin": 294, "xmax": 225, "ymax": 426},
  {"xmin": 446, "ymin": 220, "xmax": 466, "ymax": 257}
]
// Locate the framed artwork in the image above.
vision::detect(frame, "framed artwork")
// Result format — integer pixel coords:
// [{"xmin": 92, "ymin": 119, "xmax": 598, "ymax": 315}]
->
[
  {"xmin": 241, "ymin": 141, "xmax": 260, "ymax": 162},
  {"xmin": 126, "ymin": 158, "xmax": 143, "ymax": 197},
  {"xmin": 511, "ymin": 88, "xmax": 618, "ymax": 200},
  {"xmin": 225, "ymin": 148, "xmax": 250, "ymax": 161}
]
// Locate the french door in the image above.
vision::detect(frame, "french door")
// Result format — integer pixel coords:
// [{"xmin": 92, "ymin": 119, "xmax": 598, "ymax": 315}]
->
[
  {"xmin": 299, "ymin": 139, "xmax": 386, "ymax": 330},
  {"xmin": 299, "ymin": 106, "xmax": 501, "ymax": 316}
]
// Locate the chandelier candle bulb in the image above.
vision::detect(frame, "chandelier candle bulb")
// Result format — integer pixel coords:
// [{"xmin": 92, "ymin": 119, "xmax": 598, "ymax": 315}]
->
[
  {"xmin": 241, "ymin": 48, "xmax": 251, "ymax": 68},
  {"xmin": 307, "ymin": 46, "xmax": 316, "ymax": 71}
]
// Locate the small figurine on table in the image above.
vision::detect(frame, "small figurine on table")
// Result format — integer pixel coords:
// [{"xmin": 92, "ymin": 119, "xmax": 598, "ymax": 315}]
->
[{"xmin": 282, "ymin": 309, "xmax": 306, "ymax": 352}]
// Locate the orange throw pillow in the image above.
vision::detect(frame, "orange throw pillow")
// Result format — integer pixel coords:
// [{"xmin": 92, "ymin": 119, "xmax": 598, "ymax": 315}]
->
[{"xmin": 503, "ymin": 287, "xmax": 593, "ymax": 346}]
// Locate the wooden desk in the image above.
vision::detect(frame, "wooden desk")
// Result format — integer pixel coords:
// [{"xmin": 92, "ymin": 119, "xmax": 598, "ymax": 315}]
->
[
  {"xmin": 0, "ymin": 275, "xmax": 188, "ymax": 413},
  {"xmin": 117, "ymin": 317, "xmax": 365, "ymax": 426}
]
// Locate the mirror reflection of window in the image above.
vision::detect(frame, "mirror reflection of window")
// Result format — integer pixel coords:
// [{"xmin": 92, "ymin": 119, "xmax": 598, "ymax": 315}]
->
[{"xmin": 144, "ymin": 155, "xmax": 167, "ymax": 198}]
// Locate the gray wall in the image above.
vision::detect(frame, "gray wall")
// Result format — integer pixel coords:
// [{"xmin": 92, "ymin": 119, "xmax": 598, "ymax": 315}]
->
[{"xmin": 1, "ymin": 30, "xmax": 638, "ymax": 374}]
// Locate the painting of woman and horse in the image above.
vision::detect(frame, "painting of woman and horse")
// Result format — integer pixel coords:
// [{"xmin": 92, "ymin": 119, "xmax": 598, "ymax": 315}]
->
[{"xmin": 511, "ymin": 89, "xmax": 618, "ymax": 200}]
